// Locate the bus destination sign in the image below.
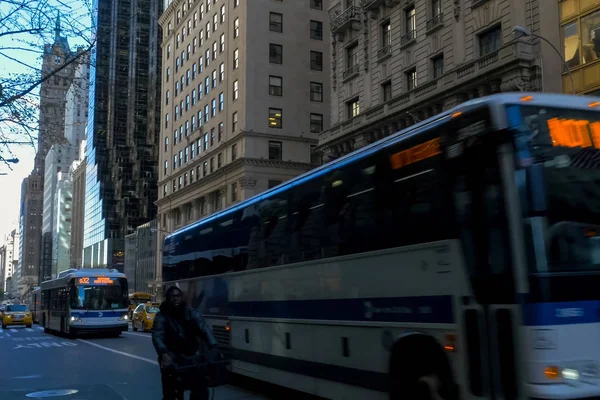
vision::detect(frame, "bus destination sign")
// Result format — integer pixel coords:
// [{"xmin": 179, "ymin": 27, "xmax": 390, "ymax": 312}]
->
[{"xmin": 77, "ymin": 277, "xmax": 115, "ymax": 285}]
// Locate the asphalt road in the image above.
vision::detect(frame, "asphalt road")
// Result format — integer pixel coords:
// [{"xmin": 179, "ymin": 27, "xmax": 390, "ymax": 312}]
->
[{"xmin": 0, "ymin": 324, "xmax": 268, "ymax": 400}]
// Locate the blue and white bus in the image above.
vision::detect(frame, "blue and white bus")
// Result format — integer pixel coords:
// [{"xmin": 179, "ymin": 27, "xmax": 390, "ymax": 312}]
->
[
  {"xmin": 40, "ymin": 269, "xmax": 129, "ymax": 337},
  {"xmin": 162, "ymin": 93, "xmax": 600, "ymax": 400}
]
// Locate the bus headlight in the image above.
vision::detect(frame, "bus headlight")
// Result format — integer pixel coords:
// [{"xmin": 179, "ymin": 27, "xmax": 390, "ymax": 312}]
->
[
  {"xmin": 562, "ymin": 368, "xmax": 580, "ymax": 380},
  {"xmin": 70, "ymin": 316, "xmax": 82, "ymax": 323},
  {"xmin": 119, "ymin": 314, "xmax": 128, "ymax": 321}
]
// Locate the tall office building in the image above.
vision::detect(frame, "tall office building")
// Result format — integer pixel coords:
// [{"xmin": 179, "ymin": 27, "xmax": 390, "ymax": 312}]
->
[
  {"xmin": 17, "ymin": 175, "xmax": 43, "ymax": 296},
  {"xmin": 83, "ymin": 0, "xmax": 163, "ymax": 269},
  {"xmin": 153, "ymin": 0, "xmax": 330, "ymax": 287},
  {"xmin": 318, "ymin": 0, "xmax": 561, "ymax": 158},
  {"xmin": 41, "ymin": 143, "xmax": 77, "ymax": 281},
  {"xmin": 22, "ymin": 14, "xmax": 77, "ymax": 289},
  {"xmin": 53, "ymin": 171, "xmax": 73, "ymax": 277},
  {"xmin": 69, "ymin": 140, "xmax": 87, "ymax": 270},
  {"xmin": 0, "ymin": 229, "xmax": 19, "ymax": 293}
]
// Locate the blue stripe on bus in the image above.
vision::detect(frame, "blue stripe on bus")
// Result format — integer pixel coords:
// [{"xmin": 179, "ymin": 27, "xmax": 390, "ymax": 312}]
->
[
  {"xmin": 226, "ymin": 295, "xmax": 454, "ymax": 324},
  {"xmin": 523, "ymin": 300, "xmax": 600, "ymax": 326},
  {"xmin": 69, "ymin": 311, "xmax": 124, "ymax": 318},
  {"xmin": 232, "ymin": 348, "xmax": 388, "ymax": 393}
]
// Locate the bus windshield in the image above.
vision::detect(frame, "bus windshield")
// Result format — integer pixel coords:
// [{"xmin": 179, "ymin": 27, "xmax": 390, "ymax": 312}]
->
[
  {"xmin": 70, "ymin": 278, "xmax": 128, "ymax": 310},
  {"xmin": 519, "ymin": 105, "xmax": 600, "ymax": 273}
]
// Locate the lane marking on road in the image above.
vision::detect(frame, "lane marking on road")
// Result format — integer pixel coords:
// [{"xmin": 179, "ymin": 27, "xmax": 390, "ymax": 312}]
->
[
  {"xmin": 10, "ymin": 329, "xmax": 17, "ymax": 333},
  {"xmin": 123, "ymin": 331, "xmax": 151, "ymax": 338},
  {"xmin": 77, "ymin": 339, "xmax": 158, "ymax": 365},
  {"xmin": 37, "ymin": 326, "xmax": 44, "ymax": 331},
  {"xmin": 25, "ymin": 328, "xmax": 33, "ymax": 332},
  {"xmin": 13, "ymin": 375, "xmax": 42, "ymax": 379}
]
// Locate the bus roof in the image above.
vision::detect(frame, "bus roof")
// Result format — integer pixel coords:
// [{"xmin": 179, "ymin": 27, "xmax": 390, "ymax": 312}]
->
[{"xmin": 165, "ymin": 92, "xmax": 600, "ymax": 242}]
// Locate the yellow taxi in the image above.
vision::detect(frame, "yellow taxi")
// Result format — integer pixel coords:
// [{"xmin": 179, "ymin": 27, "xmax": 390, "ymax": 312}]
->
[
  {"xmin": 132, "ymin": 302, "xmax": 160, "ymax": 332},
  {"xmin": 2, "ymin": 304, "xmax": 33, "ymax": 329}
]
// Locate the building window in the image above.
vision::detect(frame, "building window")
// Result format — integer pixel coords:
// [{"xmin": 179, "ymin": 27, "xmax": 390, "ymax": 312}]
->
[
  {"xmin": 200, "ymin": 30, "xmax": 204, "ymax": 46},
  {"xmin": 270, "ymin": 12, "xmax": 283, "ymax": 33},
  {"xmin": 310, "ymin": 113, "xmax": 323, "ymax": 133},
  {"xmin": 310, "ymin": 82, "xmax": 323, "ymax": 102},
  {"xmin": 204, "ymin": 133, "xmax": 209, "ymax": 150},
  {"xmin": 164, "ymin": 160, "xmax": 168, "ymax": 176},
  {"xmin": 347, "ymin": 98, "xmax": 360, "ymax": 118},
  {"xmin": 406, "ymin": 68, "xmax": 417, "ymax": 90},
  {"xmin": 213, "ymin": 13, "xmax": 218, "ymax": 31},
  {"xmin": 232, "ymin": 112, "xmax": 238, "ymax": 132},
  {"xmin": 191, "ymin": 141, "xmax": 196, "ymax": 158},
  {"xmin": 432, "ymin": 0, "xmax": 442, "ymax": 17},
  {"xmin": 479, "ymin": 25, "xmax": 502, "ymax": 56},
  {"xmin": 220, "ymin": 5, "xmax": 225, "ymax": 23},
  {"xmin": 232, "ymin": 143, "xmax": 237, "ymax": 160},
  {"xmin": 192, "ymin": 89, "xmax": 197, "ymax": 105},
  {"xmin": 432, "ymin": 55, "xmax": 444, "ymax": 79},
  {"xmin": 382, "ymin": 21, "xmax": 391, "ymax": 47},
  {"xmin": 197, "ymin": 138, "xmax": 201, "ymax": 154},
  {"xmin": 210, "ymin": 157, "xmax": 214, "ymax": 172},
  {"xmin": 186, "ymin": 95, "xmax": 190, "ymax": 111},
  {"xmin": 178, "ymin": 176, "xmax": 182, "ymax": 189},
  {"xmin": 268, "ymin": 108, "xmax": 282, "ymax": 129},
  {"xmin": 406, "ymin": 6, "xmax": 416, "ymax": 37},
  {"xmin": 231, "ymin": 182, "xmax": 238, "ymax": 202},
  {"xmin": 165, "ymin": 90, "xmax": 170, "ymax": 105},
  {"xmin": 218, "ymin": 122, "xmax": 224, "ymax": 141},
  {"xmin": 211, "ymin": 99, "xmax": 217, "ymax": 116},
  {"xmin": 564, "ymin": 22, "xmax": 579, "ymax": 67},
  {"xmin": 205, "ymin": 77, "xmax": 210, "ymax": 93},
  {"xmin": 310, "ymin": 0, "xmax": 322, "ymax": 10},
  {"xmin": 186, "ymin": 120, "xmax": 190, "ymax": 136},
  {"xmin": 166, "ymin": 67, "xmax": 171, "ymax": 82},
  {"xmin": 206, "ymin": 22, "xmax": 211, "ymax": 39},
  {"xmin": 234, "ymin": 18, "xmax": 239, "ymax": 38},
  {"xmin": 190, "ymin": 169, "xmax": 194, "ymax": 182},
  {"xmin": 199, "ymin": 56, "xmax": 204, "ymax": 72},
  {"xmin": 220, "ymin": 33, "xmax": 225, "ymax": 52},
  {"xmin": 204, "ymin": 104, "xmax": 209, "ymax": 122},
  {"xmin": 203, "ymin": 161, "xmax": 208, "ymax": 176},
  {"xmin": 163, "ymin": 184, "xmax": 168, "ymax": 196},
  {"xmin": 268, "ymin": 141, "xmax": 282, "ymax": 160},
  {"xmin": 219, "ymin": 92, "xmax": 224, "ymax": 111},
  {"xmin": 212, "ymin": 69, "xmax": 217, "ymax": 87},
  {"xmin": 173, "ymin": 155, "xmax": 177, "ymax": 169},
  {"xmin": 192, "ymin": 63, "xmax": 197, "ymax": 79},
  {"xmin": 192, "ymin": 115, "xmax": 196, "ymax": 131},
  {"xmin": 205, "ymin": 49, "xmax": 210, "ymax": 66},
  {"xmin": 185, "ymin": 147, "xmax": 189, "ymax": 163},
  {"xmin": 382, "ymin": 81, "xmax": 392, "ymax": 102},
  {"xmin": 310, "ymin": 51, "xmax": 323, "ymax": 70},
  {"xmin": 234, "ymin": 0, "xmax": 239, "ymax": 7},
  {"xmin": 198, "ymin": 83, "xmax": 203, "ymax": 99},
  {"xmin": 165, "ymin": 113, "xmax": 169, "ymax": 128},
  {"xmin": 164, "ymin": 136, "xmax": 169, "ymax": 152},
  {"xmin": 270, "ymin": 43, "xmax": 283, "ymax": 64},
  {"xmin": 233, "ymin": 80, "xmax": 239, "ymax": 100},
  {"xmin": 219, "ymin": 62, "xmax": 225, "ymax": 82},
  {"xmin": 212, "ymin": 41, "xmax": 218, "ymax": 60},
  {"xmin": 217, "ymin": 152, "xmax": 222, "ymax": 168},
  {"xmin": 193, "ymin": 37, "xmax": 197, "ymax": 54},
  {"xmin": 179, "ymin": 151, "xmax": 183, "ymax": 167},
  {"xmin": 347, "ymin": 44, "xmax": 358, "ymax": 68},
  {"xmin": 269, "ymin": 76, "xmax": 282, "ymax": 96},
  {"xmin": 172, "ymin": 179, "xmax": 176, "ymax": 192},
  {"xmin": 211, "ymin": 128, "xmax": 215, "ymax": 145},
  {"xmin": 310, "ymin": 20, "xmax": 323, "ymax": 40},
  {"xmin": 187, "ymin": 44, "xmax": 191, "ymax": 60},
  {"xmin": 233, "ymin": 49, "xmax": 239, "ymax": 69},
  {"xmin": 167, "ymin": 44, "xmax": 171, "ymax": 59}
]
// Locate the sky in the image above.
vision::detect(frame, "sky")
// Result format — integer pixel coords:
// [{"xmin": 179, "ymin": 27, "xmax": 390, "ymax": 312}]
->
[{"xmin": 0, "ymin": 0, "xmax": 92, "ymax": 238}]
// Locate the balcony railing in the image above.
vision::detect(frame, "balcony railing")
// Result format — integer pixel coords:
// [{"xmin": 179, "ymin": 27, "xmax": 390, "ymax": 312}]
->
[
  {"xmin": 426, "ymin": 13, "xmax": 444, "ymax": 33},
  {"xmin": 400, "ymin": 30, "xmax": 416, "ymax": 48},
  {"xmin": 342, "ymin": 64, "xmax": 360, "ymax": 81},
  {"xmin": 331, "ymin": 6, "xmax": 361, "ymax": 33},
  {"xmin": 377, "ymin": 44, "xmax": 392, "ymax": 61}
]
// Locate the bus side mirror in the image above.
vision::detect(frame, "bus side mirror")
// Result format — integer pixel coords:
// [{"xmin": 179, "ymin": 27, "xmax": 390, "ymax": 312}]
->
[{"xmin": 526, "ymin": 164, "xmax": 547, "ymax": 213}]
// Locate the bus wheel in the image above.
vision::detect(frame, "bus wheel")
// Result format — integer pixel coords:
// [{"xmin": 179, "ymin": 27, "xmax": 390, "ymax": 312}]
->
[{"xmin": 388, "ymin": 334, "xmax": 456, "ymax": 400}]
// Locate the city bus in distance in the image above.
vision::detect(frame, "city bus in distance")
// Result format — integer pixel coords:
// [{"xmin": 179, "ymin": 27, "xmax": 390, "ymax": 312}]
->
[
  {"xmin": 128, "ymin": 292, "xmax": 153, "ymax": 319},
  {"xmin": 40, "ymin": 269, "xmax": 129, "ymax": 337},
  {"xmin": 26, "ymin": 287, "xmax": 41, "ymax": 324},
  {"xmin": 162, "ymin": 93, "xmax": 600, "ymax": 400}
]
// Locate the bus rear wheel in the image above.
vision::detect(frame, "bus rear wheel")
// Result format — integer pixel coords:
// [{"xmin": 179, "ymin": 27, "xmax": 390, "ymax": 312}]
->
[{"xmin": 389, "ymin": 334, "xmax": 457, "ymax": 400}]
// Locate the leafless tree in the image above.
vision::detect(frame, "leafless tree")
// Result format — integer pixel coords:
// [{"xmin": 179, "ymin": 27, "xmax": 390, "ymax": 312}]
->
[{"xmin": 0, "ymin": 0, "xmax": 94, "ymax": 169}]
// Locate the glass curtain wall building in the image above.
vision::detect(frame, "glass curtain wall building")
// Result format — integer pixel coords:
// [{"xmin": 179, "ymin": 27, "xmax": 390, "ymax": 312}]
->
[{"xmin": 84, "ymin": 0, "xmax": 163, "ymax": 269}]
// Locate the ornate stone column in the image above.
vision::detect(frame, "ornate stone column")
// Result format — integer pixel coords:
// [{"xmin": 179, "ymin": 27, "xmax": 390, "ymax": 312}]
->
[{"xmin": 239, "ymin": 177, "xmax": 258, "ymax": 199}]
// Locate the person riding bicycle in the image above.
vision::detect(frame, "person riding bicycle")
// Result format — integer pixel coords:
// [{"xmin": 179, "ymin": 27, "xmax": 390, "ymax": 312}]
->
[{"xmin": 152, "ymin": 286, "xmax": 220, "ymax": 400}]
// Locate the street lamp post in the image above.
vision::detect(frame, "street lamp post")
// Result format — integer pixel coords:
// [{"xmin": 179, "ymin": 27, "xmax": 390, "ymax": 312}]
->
[{"xmin": 512, "ymin": 26, "xmax": 575, "ymax": 95}]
